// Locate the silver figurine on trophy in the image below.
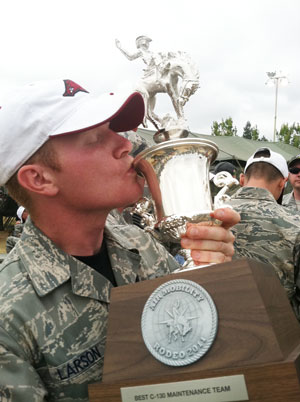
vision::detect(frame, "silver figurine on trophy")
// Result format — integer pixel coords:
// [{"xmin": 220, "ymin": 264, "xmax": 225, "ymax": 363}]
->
[{"xmin": 116, "ymin": 37, "xmax": 236, "ymax": 267}]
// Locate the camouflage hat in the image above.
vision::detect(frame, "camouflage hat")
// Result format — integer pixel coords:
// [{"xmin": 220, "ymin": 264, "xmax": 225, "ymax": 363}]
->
[
  {"xmin": 287, "ymin": 154, "xmax": 300, "ymax": 168},
  {"xmin": 214, "ymin": 161, "xmax": 237, "ymax": 176}
]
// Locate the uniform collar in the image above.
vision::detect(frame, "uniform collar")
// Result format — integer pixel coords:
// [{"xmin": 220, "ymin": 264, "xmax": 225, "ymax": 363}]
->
[
  {"xmin": 15, "ymin": 217, "xmax": 117, "ymax": 301},
  {"xmin": 104, "ymin": 223, "xmax": 142, "ymax": 284},
  {"xmin": 285, "ymin": 191, "xmax": 296, "ymax": 204},
  {"xmin": 231, "ymin": 186, "xmax": 276, "ymax": 202}
]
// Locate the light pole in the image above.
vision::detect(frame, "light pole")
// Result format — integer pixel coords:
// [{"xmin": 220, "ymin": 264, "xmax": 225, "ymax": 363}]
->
[{"xmin": 265, "ymin": 71, "xmax": 289, "ymax": 142}]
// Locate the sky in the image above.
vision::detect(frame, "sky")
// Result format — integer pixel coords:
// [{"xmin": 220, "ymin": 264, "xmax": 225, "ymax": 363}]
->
[{"xmin": 1, "ymin": 0, "xmax": 300, "ymax": 141}]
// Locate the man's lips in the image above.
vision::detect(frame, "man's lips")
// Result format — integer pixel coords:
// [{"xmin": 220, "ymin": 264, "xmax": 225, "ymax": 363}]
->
[
  {"xmin": 127, "ymin": 165, "xmax": 137, "ymax": 174},
  {"xmin": 126, "ymin": 162, "xmax": 142, "ymax": 177}
]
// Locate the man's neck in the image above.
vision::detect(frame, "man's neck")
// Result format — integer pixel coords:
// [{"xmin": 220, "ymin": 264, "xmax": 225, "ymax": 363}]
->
[
  {"xmin": 293, "ymin": 188, "xmax": 300, "ymax": 201},
  {"xmin": 31, "ymin": 203, "xmax": 108, "ymax": 256},
  {"xmin": 244, "ymin": 178, "xmax": 279, "ymax": 200}
]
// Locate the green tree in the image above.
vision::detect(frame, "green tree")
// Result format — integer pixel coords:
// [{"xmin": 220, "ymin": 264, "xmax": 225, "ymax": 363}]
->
[
  {"xmin": 242, "ymin": 121, "xmax": 252, "ymax": 139},
  {"xmin": 278, "ymin": 123, "xmax": 292, "ymax": 144},
  {"xmin": 278, "ymin": 123, "xmax": 300, "ymax": 147},
  {"xmin": 242, "ymin": 121, "xmax": 261, "ymax": 140},
  {"xmin": 211, "ymin": 121, "xmax": 222, "ymax": 136},
  {"xmin": 211, "ymin": 117, "xmax": 237, "ymax": 136},
  {"xmin": 251, "ymin": 125, "xmax": 260, "ymax": 141},
  {"xmin": 292, "ymin": 135, "xmax": 300, "ymax": 148}
]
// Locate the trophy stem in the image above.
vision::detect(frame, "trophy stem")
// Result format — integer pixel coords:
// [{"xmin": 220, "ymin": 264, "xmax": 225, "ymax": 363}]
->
[
  {"xmin": 176, "ymin": 248, "xmax": 195, "ymax": 269},
  {"xmin": 175, "ymin": 240, "xmax": 216, "ymax": 271}
]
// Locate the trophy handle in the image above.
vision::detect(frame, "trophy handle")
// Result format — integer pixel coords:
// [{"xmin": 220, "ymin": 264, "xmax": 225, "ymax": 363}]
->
[
  {"xmin": 213, "ymin": 171, "xmax": 239, "ymax": 210},
  {"xmin": 129, "ymin": 197, "xmax": 156, "ymax": 231}
]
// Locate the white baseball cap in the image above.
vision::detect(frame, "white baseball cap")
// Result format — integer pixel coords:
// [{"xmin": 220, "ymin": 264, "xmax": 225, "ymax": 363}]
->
[
  {"xmin": 0, "ymin": 79, "xmax": 145, "ymax": 185},
  {"xmin": 245, "ymin": 147, "xmax": 288, "ymax": 178}
]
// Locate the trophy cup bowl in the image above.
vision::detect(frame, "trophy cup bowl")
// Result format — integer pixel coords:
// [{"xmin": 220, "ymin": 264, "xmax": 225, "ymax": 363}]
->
[{"xmin": 133, "ymin": 137, "xmax": 219, "ymax": 245}]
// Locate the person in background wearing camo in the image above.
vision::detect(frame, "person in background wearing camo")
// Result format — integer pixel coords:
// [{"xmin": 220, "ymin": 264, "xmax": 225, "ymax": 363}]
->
[
  {"xmin": 0, "ymin": 78, "xmax": 239, "ymax": 401},
  {"xmin": 5, "ymin": 206, "xmax": 28, "ymax": 253},
  {"xmin": 283, "ymin": 154, "xmax": 300, "ymax": 210},
  {"xmin": 229, "ymin": 147, "xmax": 300, "ymax": 322}
]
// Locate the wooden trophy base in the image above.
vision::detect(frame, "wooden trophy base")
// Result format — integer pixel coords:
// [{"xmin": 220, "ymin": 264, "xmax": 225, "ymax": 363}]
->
[{"xmin": 89, "ymin": 259, "xmax": 300, "ymax": 402}]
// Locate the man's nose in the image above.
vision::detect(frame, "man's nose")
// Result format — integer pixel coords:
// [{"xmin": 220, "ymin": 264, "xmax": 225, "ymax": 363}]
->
[{"xmin": 114, "ymin": 132, "xmax": 133, "ymax": 158}]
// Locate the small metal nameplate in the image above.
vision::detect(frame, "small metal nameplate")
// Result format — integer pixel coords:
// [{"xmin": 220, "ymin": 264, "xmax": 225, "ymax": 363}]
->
[{"xmin": 120, "ymin": 374, "xmax": 249, "ymax": 402}]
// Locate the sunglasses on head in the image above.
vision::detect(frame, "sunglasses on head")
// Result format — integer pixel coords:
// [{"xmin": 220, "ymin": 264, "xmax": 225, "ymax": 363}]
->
[{"xmin": 289, "ymin": 167, "xmax": 300, "ymax": 174}]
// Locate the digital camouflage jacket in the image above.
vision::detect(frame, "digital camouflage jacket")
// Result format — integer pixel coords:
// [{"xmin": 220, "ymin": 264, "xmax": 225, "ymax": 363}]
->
[
  {"xmin": 0, "ymin": 217, "xmax": 179, "ymax": 401},
  {"xmin": 229, "ymin": 186, "xmax": 300, "ymax": 321},
  {"xmin": 282, "ymin": 191, "xmax": 298, "ymax": 210}
]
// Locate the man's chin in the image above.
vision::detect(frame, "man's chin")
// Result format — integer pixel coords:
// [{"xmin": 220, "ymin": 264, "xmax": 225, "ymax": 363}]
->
[
  {"xmin": 137, "ymin": 174, "xmax": 145, "ymax": 187},
  {"xmin": 125, "ymin": 189, "xmax": 145, "ymax": 209}
]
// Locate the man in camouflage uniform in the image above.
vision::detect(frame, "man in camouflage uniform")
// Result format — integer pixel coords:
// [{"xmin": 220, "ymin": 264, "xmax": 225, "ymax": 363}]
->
[
  {"xmin": 283, "ymin": 154, "xmax": 300, "ymax": 210},
  {"xmin": 229, "ymin": 147, "xmax": 300, "ymax": 321},
  {"xmin": 0, "ymin": 78, "xmax": 239, "ymax": 401}
]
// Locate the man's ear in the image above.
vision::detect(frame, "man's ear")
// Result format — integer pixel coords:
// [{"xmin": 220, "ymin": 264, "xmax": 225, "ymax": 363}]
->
[
  {"xmin": 17, "ymin": 164, "xmax": 58, "ymax": 196},
  {"xmin": 279, "ymin": 177, "xmax": 288, "ymax": 191},
  {"xmin": 239, "ymin": 173, "xmax": 245, "ymax": 186}
]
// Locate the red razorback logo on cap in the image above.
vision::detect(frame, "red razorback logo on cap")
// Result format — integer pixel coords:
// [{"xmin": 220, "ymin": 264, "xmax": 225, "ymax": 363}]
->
[{"xmin": 63, "ymin": 79, "xmax": 89, "ymax": 97}]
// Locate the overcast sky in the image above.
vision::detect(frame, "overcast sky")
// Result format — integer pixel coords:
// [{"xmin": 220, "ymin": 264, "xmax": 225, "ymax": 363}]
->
[{"xmin": 1, "ymin": 0, "xmax": 299, "ymax": 141}]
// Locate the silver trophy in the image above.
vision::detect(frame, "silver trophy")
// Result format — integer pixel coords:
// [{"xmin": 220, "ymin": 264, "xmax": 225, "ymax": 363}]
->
[
  {"xmin": 133, "ymin": 138, "xmax": 218, "ymax": 243},
  {"xmin": 117, "ymin": 37, "xmax": 233, "ymax": 268}
]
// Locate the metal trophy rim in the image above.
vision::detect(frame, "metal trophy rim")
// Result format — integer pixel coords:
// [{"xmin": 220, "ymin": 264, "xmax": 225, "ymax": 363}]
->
[{"xmin": 133, "ymin": 137, "xmax": 219, "ymax": 164}]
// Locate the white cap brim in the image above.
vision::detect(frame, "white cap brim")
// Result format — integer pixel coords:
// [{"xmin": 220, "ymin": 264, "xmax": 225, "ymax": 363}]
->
[{"xmin": 50, "ymin": 91, "xmax": 145, "ymax": 136}]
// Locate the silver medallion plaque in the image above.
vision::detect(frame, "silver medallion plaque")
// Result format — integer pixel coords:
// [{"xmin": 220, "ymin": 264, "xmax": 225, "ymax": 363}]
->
[{"xmin": 141, "ymin": 279, "xmax": 218, "ymax": 366}]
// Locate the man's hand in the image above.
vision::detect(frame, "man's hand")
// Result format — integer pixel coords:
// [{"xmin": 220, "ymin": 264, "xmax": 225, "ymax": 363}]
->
[{"xmin": 180, "ymin": 208, "xmax": 240, "ymax": 266}]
